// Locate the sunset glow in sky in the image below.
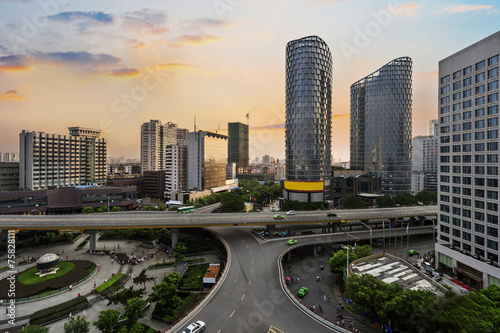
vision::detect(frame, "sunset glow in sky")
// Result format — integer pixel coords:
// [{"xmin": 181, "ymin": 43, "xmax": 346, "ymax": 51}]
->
[{"xmin": 0, "ymin": 0, "xmax": 498, "ymax": 161}]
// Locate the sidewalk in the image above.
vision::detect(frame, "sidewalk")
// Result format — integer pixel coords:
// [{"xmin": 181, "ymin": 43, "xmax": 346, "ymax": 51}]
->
[
  {"xmin": 0, "ymin": 235, "xmax": 220, "ymax": 332},
  {"xmin": 286, "ymin": 253, "xmax": 379, "ymax": 333}
]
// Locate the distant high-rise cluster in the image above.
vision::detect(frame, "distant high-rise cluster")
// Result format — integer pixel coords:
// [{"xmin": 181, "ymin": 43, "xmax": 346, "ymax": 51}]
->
[
  {"xmin": 19, "ymin": 127, "xmax": 107, "ymax": 190},
  {"xmin": 284, "ymin": 35, "xmax": 332, "ymax": 202},
  {"xmin": 350, "ymin": 57, "xmax": 413, "ymax": 196},
  {"xmin": 413, "ymin": 119, "xmax": 438, "ymax": 192},
  {"xmin": 0, "ymin": 152, "xmax": 19, "ymax": 162}
]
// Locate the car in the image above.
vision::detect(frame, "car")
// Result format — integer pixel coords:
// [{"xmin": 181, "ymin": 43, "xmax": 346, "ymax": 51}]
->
[
  {"xmin": 274, "ymin": 214, "xmax": 284, "ymax": 219},
  {"xmin": 287, "ymin": 239, "xmax": 297, "ymax": 245},
  {"xmin": 408, "ymin": 249, "xmax": 419, "ymax": 256},
  {"xmin": 297, "ymin": 286, "xmax": 308, "ymax": 297},
  {"xmin": 182, "ymin": 320, "xmax": 205, "ymax": 333},
  {"xmin": 273, "ymin": 231, "xmax": 283, "ymax": 237},
  {"xmin": 286, "ymin": 210, "xmax": 296, "ymax": 215},
  {"xmin": 327, "ymin": 212, "xmax": 337, "ymax": 217}
]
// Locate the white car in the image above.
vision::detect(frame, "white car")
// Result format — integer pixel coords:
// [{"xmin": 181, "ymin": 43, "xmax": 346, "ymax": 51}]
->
[
  {"xmin": 286, "ymin": 210, "xmax": 296, "ymax": 215},
  {"xmin": 182, "ymin": 320, "xmax": 205, "ymax": 333}
]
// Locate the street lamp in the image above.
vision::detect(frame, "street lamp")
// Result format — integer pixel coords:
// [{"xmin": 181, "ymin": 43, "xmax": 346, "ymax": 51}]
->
[
  {"xmin": 359, "ymin": 221, "xmax": 372, "ymax": 249},
  {"xmin": 342, "ymin": 245, "xmax": 350, "ymax": 278}
]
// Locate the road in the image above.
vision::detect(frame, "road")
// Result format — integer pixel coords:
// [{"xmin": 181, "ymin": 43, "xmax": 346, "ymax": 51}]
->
[
  {"xmin": 0, "ymin": 206, "xmax": 437, "ymax": 230},
  {"xmin": 173, "ymin": 227, "xmax": 338, "ymax": 333}
]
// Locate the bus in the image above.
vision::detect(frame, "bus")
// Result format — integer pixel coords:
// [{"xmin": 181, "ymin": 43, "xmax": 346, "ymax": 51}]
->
[{"xmin": 177, "ymin": 206, "xmax": 195, "ymax": 213}]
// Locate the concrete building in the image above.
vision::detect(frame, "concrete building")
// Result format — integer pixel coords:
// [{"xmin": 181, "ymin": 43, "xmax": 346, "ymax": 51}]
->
[
  {"xmin": 187, "ymin": 131, "xmax": 228, "ymax": 191},
  {"xmin": 350, "ymin": 57, "xmax": 413, "ymax": 196},
  {"xmin": 284, "ymin": 35, "xmax": 332, "ymax": 203},
  {"xmin": 19, "ymin": 127, "xmax": 106, "ymax": 191},
  {"xmin": 413, "ymin": 119, "xmax": 439, "ymax": 192},
  {"xmin": 275, "ymin": 164, "xmax": 285, "ymax": 181},
  {"xmin": 0, "ymin": 153, "xmax": 19, "ymax": 162},
  {"xmin": 411, "ymin": 171, "xmax": 426, "ymax": 195},
  {"xmin": 142, "ymin": 171, "xmax": 165, "ymax": 198},
  {"xmin": 228, "ymin": 122, "xmax": 249, "ymax": 173},
  {"xmin": 0, "ymin": 186, "xmax": 137, "ymax": 214},
  {"xmin": 0, "ymin": 162, "xmax": 19, "ymax": 192},
  {"xmin": 331, "ymin": 171, "xmax": 382, "ymax": 207},
  {"xmin": 165, "ymin": 144, "xmax": 187, "ymax": 197},
  {"xmin": 435, "ymin": 31, "xmax": 500, "ymax": 289}
]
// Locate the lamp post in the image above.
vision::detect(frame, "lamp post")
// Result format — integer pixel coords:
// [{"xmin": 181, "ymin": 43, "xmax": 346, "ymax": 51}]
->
[
  {"xmin": 359, "ymin": 221, "xmax": 372, "ymax": 249},
  {"xmin": 342, "ymin": 245, "xmax": 350, "ymax": 278}
]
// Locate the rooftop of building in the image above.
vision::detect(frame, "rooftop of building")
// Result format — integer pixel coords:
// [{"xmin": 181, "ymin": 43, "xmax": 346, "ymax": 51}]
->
[
  {"xmin": 350, "ymin": 253, "xmax": 445, "ymax": 295},
  {"xmin": 204, "ymin": 263, "xmax": 220, "ymax": 279}
]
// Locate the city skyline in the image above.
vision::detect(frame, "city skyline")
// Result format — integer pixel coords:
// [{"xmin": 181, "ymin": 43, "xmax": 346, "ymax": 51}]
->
[{"xmin": 0, "ymin": 0, "xmax": 499, "ymax": 161}]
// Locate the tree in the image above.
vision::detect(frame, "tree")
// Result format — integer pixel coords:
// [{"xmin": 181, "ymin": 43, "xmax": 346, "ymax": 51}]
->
[
  {"xmin": 97, "ymin": 206, "xmax": 109, "ymax": 213},
  {"xmin": 173, "ymin": 243, "xmax": 186, "ymax": 264},
  {"xmin": 64, "ymin": 315, "xmax": 90, "ymax": 333},
  {"xmin": 133, "ymin": 269, "xmax": 155, "ymax": 288},
  {"xmin": 106, "ymin": 285, "xmax": 145, "ymax": 307},
  {"xmin": 118, "ymin": 323, "xmax": 145, "ymax": 333},
  {"xmin": 23, "ymin": 325, "xmax": 50, "ymax": 333},
  {"xmin": 376, "ymin": 196, "xmax": 396, "ymax": 208},
  {"xmin": 82, "ymin": 207, "xmax": 95, "ymax": 214},
  {"xmin": 415, "ymin": 190, "xmax": 437, "ymax": 205},
  {"xmin": 353, "ymin": 244, "xmax": 372, "ymax": 259},
  {"xmin": 328, "ymin": 247, "xmax": 357, "ymax": 273},
  {"xmin": 124, "ymin": 297, "xmax": 147, "ymax": 323},
  {"xmin": 394, "ymin": 193, "xmax": 418, "ymax": 207},
  {"xmin": 342, "ymin": 195, "xmax": 366, "ymax": 209},
  {"xmin": 93, "ymin": 309, "xmax": 121, "ymax": 333},
  {"xmin": 220, "ymin": 191, "xmax": 245, "ymax": 212}
]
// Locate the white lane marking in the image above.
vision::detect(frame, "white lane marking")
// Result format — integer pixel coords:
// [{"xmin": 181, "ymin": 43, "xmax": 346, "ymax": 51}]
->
[
  {"xmin": 230, "ymin": 310, "xmax": 235, "ymax": 318},
  {"xmin": 246, "ymin": 245, "xmax": 249, "ymax": 248},
  {"xmin": 217, "ymin": 331, "xmax": 221, "ymax": 333},
  {"xmin": 241, "ymin": 294, "xmax": 245, "ymax": 301},
  {"xmin": 252, "ymin": 269, "xmax": 254, "ymax": 274},
  {"xmin": 249, "ymin": 251, "xmax": 252, "ymax": 255},
  {"xmin": 248, "ymin": 280, "xmax": 251, "ymax": 285},
  {"xmin": 252, "ymin": 259, "xmax": 253, "ymax": 264},
  {"xmin": 234, "ymin": 280, "xmax": 237, "ymax": 283}
]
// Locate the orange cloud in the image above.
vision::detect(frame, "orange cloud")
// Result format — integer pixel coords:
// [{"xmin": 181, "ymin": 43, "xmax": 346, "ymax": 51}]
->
[
  {"xmin": 332, "ymin": 114, "xmax": 349, "ymax": 119},
  {"xmin": 174, "ymin": 34, "xmax": 222, "ymax": 46},
  {"xmin": 251, "ymin": 123, "xmax": 285, "ymax": 131},
  {"xmin": 0, "ymin": 65, "xmax": 31, "ymax": 72},
  {"xmin": 0, "ymin": 90, "xmax": 25, "ymax": 101},
  {"xmin": 151, "ymin": 63, "xmax": 199, "ymax": 71},
  {"xmin": 436, "ymin": 4, "xmax": 492, "ymax": 13},
  {"xmin": 102, "ymin": 68, "xmax": 141, "ymax": 78},
  {"xmin": 149, "ymin": 28, "xmax": 169, "ymax": 35},
  {"xmin": 389, "ymin": 3, "xmax": 420, "ymax": 16}
]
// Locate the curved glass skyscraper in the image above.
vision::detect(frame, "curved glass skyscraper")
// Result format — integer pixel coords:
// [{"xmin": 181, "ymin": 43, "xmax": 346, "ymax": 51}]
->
[
  {"xmin": 350, "ymin": 57, "xmax": 413, "ymax": 196},
  {"xmin": 284, "ymin": 36, "xmax": 332, "ymax": 202}
]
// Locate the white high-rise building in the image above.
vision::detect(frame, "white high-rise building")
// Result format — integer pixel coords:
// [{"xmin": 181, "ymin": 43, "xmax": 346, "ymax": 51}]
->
[
  {"xmin": 413, "ymin": 119, "xmax": 438, "ymax": 192},
  {"xmin": 19, "ymin": 127, "xmax": 106, "ymax": 190},
  {"xmin": 435, "ymin": 31, "xmax": 500, "ymax": 289}
]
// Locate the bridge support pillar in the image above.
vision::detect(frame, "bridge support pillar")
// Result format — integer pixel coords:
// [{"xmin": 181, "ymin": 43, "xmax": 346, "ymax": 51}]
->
[
  {"xmin": 417, "ymin": 216, "xmax": 425, "ymax": 226},
  {"xmin": 87, "ymin": 230, "xmax": 97, "ymax": 252},
  {"xmin": 171, "ymin": 228, "xmax": 179, "ymax": 249},
  {"xmin": 266, "ymin": 225, "xmax": 276, "ymax": 238}
]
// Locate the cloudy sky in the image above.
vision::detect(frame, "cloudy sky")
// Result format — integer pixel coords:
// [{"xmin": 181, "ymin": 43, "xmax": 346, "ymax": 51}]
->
[{"xmin": 0, "ymin": 0, "xmax": 498, "ymax": 161}]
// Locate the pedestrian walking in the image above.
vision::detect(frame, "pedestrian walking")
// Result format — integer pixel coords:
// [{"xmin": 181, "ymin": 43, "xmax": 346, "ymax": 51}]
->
[
  {"xmin": 316, "ymin": 275, "xmax": 320, "ymax": 282},
  {"xmin": 69, "ymin": 312, "xmax": 72, "ymax": 318},
  {"xmin": 94, "ymin": 281, "xmax": 96, "ymax": 288},
  {"xmin": 324, "ymin": 294, "xmax": 326, "ymax": 302},
  {"xmin": 328, "ymin": 295, "xmax": 331, "ymax": 302},
  {"xmin": 83, "ymin": 310, "xmax": 86, "ymax": 318},
  {"xmin": 6, "ymin": 306, "xmax": 8, "ymax": 314},
  {"xmin": 111, "ymin": 259, "xmax": 113, "ymax": 265},
  {"xmin": 296, "ymin": 277, "xmax": 300, "ymax": 284},
  {"xmin": 319, "ymin": 304, "xmax": 323, "ymax": 313}
]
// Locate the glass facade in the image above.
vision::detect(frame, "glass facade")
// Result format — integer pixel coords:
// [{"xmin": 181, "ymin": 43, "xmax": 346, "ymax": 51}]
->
[
  {"xmin": 285, "ymin": 36, "xmax": 332, "ymax": 182},
  {"xmin": 204, "ymin": 133, "xmax": 228, "ymax": 190},
  {"xmin": 350, "ymin": 57, "xmax": 413, "ymax": 196},
  {"xmin": 227, "ymin": 122, "xmax": 249, "ymax": 173}
]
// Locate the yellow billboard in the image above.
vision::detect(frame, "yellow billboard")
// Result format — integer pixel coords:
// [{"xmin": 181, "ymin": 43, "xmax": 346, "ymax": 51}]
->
[{"xmin": 284, "ymin": 180, "xmax": 324, "ymax": 192}]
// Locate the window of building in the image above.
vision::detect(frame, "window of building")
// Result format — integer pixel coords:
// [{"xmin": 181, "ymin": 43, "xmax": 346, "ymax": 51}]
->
[
  {"xmin": 463, "ymin": 221, "xmax": 472, "ymax": 230},
  {"xmin": 488, "ymin": 105, "xmax": 499, "ymax": 115},
  {"xmin": 488, "ymin": 67, "xmax": 499, "ymax": 79},
  {"xmin": 476, "ymin": 72, "xmax": 486, "ymax": 83},
  {"xmin": 463, "ymin": 154, "xmax": 472, "ymax": 162},
  {"xmin": 487, "ymin": 142, "xmax": 498, "ymax": 151},
  {"xmin": 441, "ymin": 106, "xmax": 450, "ymax": 114},
  {"xmin": 488, "ymin": 129, "xmax": 499, "ymax": 139},
  {"xmin": 487, "ymin": 214, "xmax": 498, "ymax": 224},
  {"xmin": 441, "ymin": 85, "xmax": 451, "ymax": 94},
  {"xmin": 489, "ymin": 80, "xmax": 499, "ymax": 91},
  {"xmin": 453, "ymin": 70, "xmax": 461, "ymax": 79},
  {"xmin": 475, "ymin": 224, "xmax": 485, "ymax": 233},
  {"xmin": 463, "ymin": 89, "xmax": 472, "ymax": 98},
  {"xmin": 488, "ymin": 55, "xmax": 499, "ymax": 66},
  {"xmin": 453, "ymin": 92, "xmax": 461, "ymax": 101},
  {"xmin": 441, "ymin": 75, "xmax": 450, "ymax": 84},
  {"xmin": 475, "ymin": 143, "xmax": 485, "ymax": 151},
  {"xmin": 476, "ymin": 166, "xmax": 485, "ymax": 174},
  {"xmin": 463, "ymin": 232, "xmax": 471, "ymax": 241},
  {"xmin": 463, "ymin": 77, "xmax": 472, "ymax": 87},
  {"xmin": 487, "ymin": 178, "xmax": 498, "ymax": 187},
  {"xmin": 453, "ymin": 103, "xmax": 461, "ymax": 111},
  {"xmin": 463, "ymin": 110, "xmax": 472, "ymax": 119},
  {"xmin": 475, "ymin": 108, "xmax": 485, "ymax": 117},
  {"xmin": 463, "ymin": 133, "xmax": 472, "ymax": 141},
  {"xmin": 488, "ymin": 93, "xmax": 499, "ymax": 103},
  {"xmin": 475, "ymin": 131, "xmax": 485, "ymax": 140},
  {"xmin": 464, "ymin": 66, "xmax": 473, "ymax": 75},
  {"xmin": 476, "ymin": 96, "xmax": 486, "ymax": 106},
  {"xmin": 487, "ymin": 154, "xmax": 498, "ymax": 163},
  {"xmin": 476, "ymin": 119, "xmax": 485, "ymax": 128},
  {"xmin": 487, "ymin": 166, "xmax": 498, "ymax": 175},
  {"xmin": 477, "ymin": 60, "xmax": 486, "ymax": 71}
]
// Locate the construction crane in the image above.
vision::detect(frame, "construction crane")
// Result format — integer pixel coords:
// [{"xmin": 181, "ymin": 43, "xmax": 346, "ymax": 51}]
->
[{"xmin": 246, "ymin": 105, "xmax": 258, "ymax": 126}]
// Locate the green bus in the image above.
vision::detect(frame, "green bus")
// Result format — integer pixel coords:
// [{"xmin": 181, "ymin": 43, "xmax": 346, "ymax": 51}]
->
[{"xmin": 177, "ymin": 206, "xmax": 195, "ymax": 213}]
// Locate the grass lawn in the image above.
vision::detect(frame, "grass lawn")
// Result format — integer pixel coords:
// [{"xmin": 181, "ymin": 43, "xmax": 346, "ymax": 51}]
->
[
  {"xmin": 0, "ymin": 266, "xmax": 8, "ymax": 272},
  {"xmin": 179, "ymin": 264, "xmax": 209, "ymax": 289},
  {"xmin": 18, "ymin": 262, "xmax": 76, "ymax": 285},
  {"xmin": 95, "ymin": 273, "xmax": 124, "ymax": 293}
]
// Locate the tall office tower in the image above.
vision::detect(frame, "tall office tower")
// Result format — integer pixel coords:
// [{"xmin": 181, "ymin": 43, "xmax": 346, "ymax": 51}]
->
[
  {"xmin": 413, "ymin": 119, "xmax": 439, "ymax": 192},
  {"xmin": 228, "ymin": 122, "xmax": 249, "ymax": 173},
  {"xmin": 435, "ymin": 32, "xmax": 500, "ymax": 289},
  {"xmin": 350, "ymin": 57, "xmax": 413, "ymax": 196},
  {"xmin": 262, "ymin": 155, "xmax": 270, "ymax": 165},
  {"xmin": 187, "ymin": 131, "xmax": 228, "ymax": 191},
  {"xmin": 141, "ymin": 120, "xmax": 164, "ymax": 172},
  {"xmin": 19, "ymin": 127, "xmax": 106, "ymax": 190},
  {"xmin": 284, "ymin": 36, "xmax": 332, "ymax": 202},
  {"xmin": 165, "ymin": 143, "xmax": 187, "ymax": 196}
]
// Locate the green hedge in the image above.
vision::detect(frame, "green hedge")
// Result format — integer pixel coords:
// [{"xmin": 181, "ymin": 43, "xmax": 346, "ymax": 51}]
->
[
  {"xmin": 94, "ymin": 273, "xmax": 125, "ymax": 295},
  {"xmin": 148, "ymin": 261, "xmax": 176, "ymax": 270},
  {"xmin": 0, "ymin": 266, "xmax": 8, "ymax": 272},
  {"xmin": 30, "ymin": 296, "xmax": 89, "ymax": 325},
  {"xmin": 76, "ymin": 236, "xmax": 90, "ymax": 250}
]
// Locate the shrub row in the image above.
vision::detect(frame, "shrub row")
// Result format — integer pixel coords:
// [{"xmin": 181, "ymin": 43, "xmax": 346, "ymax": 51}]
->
[
  {"xmin": 30, "ymin": 296, "xmax": 89, "ymax": 325},
  {"xmin": 148, "ymin": 261, "xmax": 176, "ymax": 270}
]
